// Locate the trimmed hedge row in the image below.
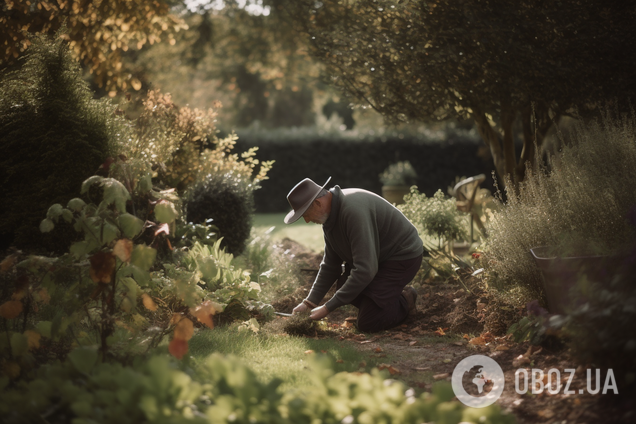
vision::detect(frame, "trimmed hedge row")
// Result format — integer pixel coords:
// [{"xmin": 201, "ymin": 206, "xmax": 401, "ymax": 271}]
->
[{"xmin": 235, "ymin": 132, "xmax": 496, "ymax": 213}]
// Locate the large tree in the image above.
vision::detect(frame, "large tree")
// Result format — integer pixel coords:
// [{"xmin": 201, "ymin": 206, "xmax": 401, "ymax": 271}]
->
[
  {"xmin": 284, "ymin": 0, "xmax": 636, "ymax": 185},
  {"xmin": 1, "ymin": 0, "xmax": 187, "ymax": 92}
]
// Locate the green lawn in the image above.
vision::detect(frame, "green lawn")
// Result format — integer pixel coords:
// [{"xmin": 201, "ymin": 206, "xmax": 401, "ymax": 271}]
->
[
  {"xmin": 187, "ymin": 325, "xmax": 381, "ymax": 392},
  {"xmin": 253, "ymin": 213, "xmax": 324, "ymax": 252}
]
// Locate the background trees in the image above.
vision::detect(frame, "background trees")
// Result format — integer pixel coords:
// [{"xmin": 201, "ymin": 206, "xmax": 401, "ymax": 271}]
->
[
  {"xmin": 284, "ymin": 0, "xmax": 636, "ymax": 185},
  {"xmin": 0, "ymin": 0, "xmax": 187, "ymax": 93}
]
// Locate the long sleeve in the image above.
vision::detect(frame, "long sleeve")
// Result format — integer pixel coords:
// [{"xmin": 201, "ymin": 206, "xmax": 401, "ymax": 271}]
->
[{"xmin": 306, "ymin": 239, "xmax": 343, "ymax": 306}]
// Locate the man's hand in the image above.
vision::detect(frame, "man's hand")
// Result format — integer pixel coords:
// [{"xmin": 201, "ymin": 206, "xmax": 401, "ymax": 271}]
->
[
  {"xmin": 310, "ymin": 305, "xmax": 329, "ymax": 320},
  {"xmin": 292, "ymin": 302, "xmax": 309, "ymax": 315}
]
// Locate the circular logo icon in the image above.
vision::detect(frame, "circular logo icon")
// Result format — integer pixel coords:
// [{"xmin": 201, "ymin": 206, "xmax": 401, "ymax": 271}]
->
[{"xmin": 451, "ymin": 355, "xmax": 505, "ymax": 408}]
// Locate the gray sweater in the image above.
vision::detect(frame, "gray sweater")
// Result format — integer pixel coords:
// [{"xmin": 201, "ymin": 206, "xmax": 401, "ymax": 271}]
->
[{"xmin": 307, "ymin": 186, "xmax": 423, "ymax": 311}]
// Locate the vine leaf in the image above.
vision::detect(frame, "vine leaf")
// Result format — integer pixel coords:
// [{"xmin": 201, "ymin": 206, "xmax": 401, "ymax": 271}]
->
[
  {"xmin": 130, "ymin": 245, "xmax": 156, "ymax": 271},
  {"xmin": 118, "ymin": 213, "xmax": 144, "ymax": 238},
  {"xmin": 89, "ymin": 252, "xmax": 116, "ymax": 284},
  {"xmin": 154, "ymin": 200, "xmax": 179, "ymax": 224}
]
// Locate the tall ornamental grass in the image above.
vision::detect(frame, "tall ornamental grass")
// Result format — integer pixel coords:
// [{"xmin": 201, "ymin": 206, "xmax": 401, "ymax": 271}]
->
[{"xmin": 484, "ymin": 110, "xmax": 636, "ymax": 296}]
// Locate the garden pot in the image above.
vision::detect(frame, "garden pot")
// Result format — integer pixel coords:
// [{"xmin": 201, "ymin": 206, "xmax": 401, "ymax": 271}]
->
[
  {"xmin": 382, "ymin": 185, "xmax": 410, "ymax": 205},
  {"xmin": 530, "ymin": 246, "xmax": 612, "ymax": 315}
]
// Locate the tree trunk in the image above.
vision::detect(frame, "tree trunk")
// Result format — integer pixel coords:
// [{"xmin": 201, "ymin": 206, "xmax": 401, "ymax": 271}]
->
[{"xmin": 473, "ymin": 108, "xmax": 505, "ymax": 185}]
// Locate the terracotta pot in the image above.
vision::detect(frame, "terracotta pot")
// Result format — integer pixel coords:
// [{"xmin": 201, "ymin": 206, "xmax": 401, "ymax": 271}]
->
[
  {"xmin": 530, "ymin": 246, "xmax": 613, "ymax": 314},
  {"xmin": 382, "ymin": 185, "xmax": 410, "ymax": 205}
]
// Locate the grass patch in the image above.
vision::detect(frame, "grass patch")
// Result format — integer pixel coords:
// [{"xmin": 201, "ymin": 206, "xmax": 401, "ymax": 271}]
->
[
  {"xmin": 253, "ymin": 213, "xmax": 324, "ymax": 252},
  {"xmin": 187, "ymin": 324, "xmax": 380, "ymax": 392}
]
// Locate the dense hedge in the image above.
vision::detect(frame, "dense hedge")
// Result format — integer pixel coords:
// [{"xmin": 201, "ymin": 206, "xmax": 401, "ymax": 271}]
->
[
  {"xmin": 235, "ymin": 128, "xmax": 497, "ymax": 213},
  {"xmin": 0, "ymin": 35, "xmax": 124, "ymax": 253}
]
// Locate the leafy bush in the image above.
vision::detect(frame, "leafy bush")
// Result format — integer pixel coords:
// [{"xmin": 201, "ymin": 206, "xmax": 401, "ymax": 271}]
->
[
  {"xmin": 185, "ymin": 174, "xmax": 255, "ymax": 256},
  {"xmin": 484, "ymin": 111, "xmax": 636, "ymax": 295},
  {"xmin": 379, "ymin": 160, "xmax": 418, "ymax": 186},
  {"xmin": 0, "ymin": 34, "xmax": 127, "ymax": 252},
  {"xmin": 399, "ymin": 187, "xmax": 469, "ymax": 250},
  {"xmin": 0, "ymin": 351, "xmax": 515, "ymax": 424}
]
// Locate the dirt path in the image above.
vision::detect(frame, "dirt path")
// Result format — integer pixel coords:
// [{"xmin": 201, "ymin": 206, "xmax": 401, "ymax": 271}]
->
[{"xmin": 271, "ymin": 238, "xmax": 635, "ymax": 424}]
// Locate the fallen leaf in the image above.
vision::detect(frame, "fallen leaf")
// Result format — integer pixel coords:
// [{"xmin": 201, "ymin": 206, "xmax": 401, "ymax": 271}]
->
[
  {"xmin": 512, "ymin": 354, "xmax": 531, "ymax": 367},
  {"xmin": 469, "ymin": 336, "xmax": 486, "ymax": 345},
  {"xmin": 463, "ymin": 334, "xmax": 470, "ymax": 340},
  {"xmin": 538, "ymin": 409, "xmax": 555, "ymax": 419},
  {"xmin": 89, "ymin": 252, "xmax": 116, "ymax": 284},
  {"xmin": 378, "ymin": 363, "xmax": 400, "ymax": 375},
  {"xmin": 169, "ymin": 338, "xmax": 188, "ymax": 359},
  {"xmin": 476, "ymin": 302, "xmax": 487, "ymax": 311},
  {"xmin": 409, "ymin": 341, "xmax": 418, "ymax": 346},
  {"xmin": 304, "ymin": 350, "xmax": 315, "ymax": 355},
  {"xmin": 434, "ymin": 327, "xmax": 446, "ymax": 336},
  {"xmin": 0, "ymin": 300, "xmax": 23, "ymax": 319},
  {"xmin": 374, "ymin": 347, "xmax": 383, "ymax": 353},
  {"xmin": 433, "ymin": 373, "xmax": 450, "ymax": 380},
  {"xmin": 113, "ymin": 239, "xmax": 133, "ymax": 263},
  {"xmin": 341, "ymin": 321, "xmax": 354, "ymax": 328},
  {"xmin": 453, "ymin": 341, "xmax": 464, "ymax": 346},
  {"xmin": 495, "ymin": 345, "xmax": 510, "ymax": 351},
  {"xmin": 415, "ymin": 366, "xmax": 431, "ymax": 371},
  {"xmin": 142, "ymin": 293, "xmax": 157, "ymax": 312}
]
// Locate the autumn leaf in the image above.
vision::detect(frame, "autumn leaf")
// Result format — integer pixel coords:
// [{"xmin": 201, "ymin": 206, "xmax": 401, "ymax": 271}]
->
[
  {"xmin": 190, "ymin": 300, "xmax": 222, "ymax": 329},
  {"xmin": 24, "ymin": 330, "xmax": 41, "ymax": 350},
  {"xmin": 141, "ymin": 293, "xmax": 157, "ymax": 311},
  {"xmin": 469, "ymin": 336, "xmax": 486, "ymax": 345},
  {"xmin": 374, "ymin": 347, "xmax": 383, "ymax": 353},
  {"xmin": 37, "ymin": 288, "xmax": 51, "ymax": 305},
  {"xmin": 169, "ymin": 338, "xmax": 188, "ymax": 360},
  {"xmin": 434, "ymin": 327, "xmax": 446, "ymax": 336},
  {"xmin": 0, "ymin": 254, "xmax": 18, "ymax": 273},
  {"xmin": 89, "ymin": 252, "xmax": 116, "ymax": 284},
  {"xmin": 336, "ymin": 359, "xmax": 344, "ymax": 363},
  {"xmin": 0, "ymin": 300, "xmax": 23, "ymax": 319},
  {"xmin": 378, "ymin": 363, "xmax": 400, "ymax": 375},
  {"xmin": 113, "ymin": 239, "xmax": 133, "ymax": 263},
  {"xmin": 172, "ymin": 314, "xmax": 194, "ymax": 341}
]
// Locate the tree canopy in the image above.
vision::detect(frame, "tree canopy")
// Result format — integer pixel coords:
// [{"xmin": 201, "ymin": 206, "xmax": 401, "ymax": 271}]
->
[
  {"xmin": 1, "ymin": 0, "xmax": 187, "ymax": 93},
  {"xmin": 285, "ymin": 0, "xmax": 636, "ymax": 184}
]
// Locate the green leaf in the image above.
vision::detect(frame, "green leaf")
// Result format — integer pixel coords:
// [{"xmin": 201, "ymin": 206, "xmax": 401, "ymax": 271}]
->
[
  {"xmin": 103, "ymin": 178, "xmax": 131, "ymax": 213},
  {"xmin": 46, "ymin": 204, "xmax": 64, "ymax": 221},
  {"xmin": 67, "ymin": 197, "xmax": 87, "ymax": 212},
  {"xmin": 36, "ymin": 321, "xmax": 52, "ymax": 338},
  {"xmin": 70, "ymin": 241, "xmax": 90, "ymax": 258},
  {"xmin": 81, "ymin": 176, "xmax": 104, "ymax": 194},
  {"xmin": 121, "ymin": 277, "xmax": 139, "ymax": 312},
  {"xmin": 118, "ymin": 213, "xmax": 144, "ymax": 238},
  {"xmin": 119, "ymin": 264, "xmax": 151, "ymax": 286},
  {"xmin": 68, "ymin": 346, "xmax": 98, "ymax": 374},
  {"xmin": 62, "ymin": 208, "xmax": 74, "ymax": 223},
  {"xmin": 40, "ymin": 218, "xmax": 55, "ymax": 233},
  {"xmin": 138, "ymin": 174, "xmax": 153, "ymax": 194},
  {"xmin": 11, "ymin": 333, "xmax": 28, "ymax": 357},
  {"xmin": 102, "ymin": 222, "xmax": 120, "ymax": 244},
  {"xmin": 154, "ymin": 201, "xmax": 179, "ymax": 224},
  {"xmin": 131, "ymin": 245, "xmax": 156, "ymax": 271}
]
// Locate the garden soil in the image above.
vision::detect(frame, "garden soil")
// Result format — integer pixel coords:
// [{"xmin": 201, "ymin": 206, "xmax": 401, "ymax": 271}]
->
[{"xmin": 268, "ymin": 238, "xmax": 636, "ymax": 424}]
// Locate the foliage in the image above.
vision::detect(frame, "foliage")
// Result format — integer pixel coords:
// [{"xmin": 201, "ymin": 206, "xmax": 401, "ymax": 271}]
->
[
  {"xmin": 0, "ymin": 34, "xmax": 128, "ymax": 252},
  {"xmin": 0, "ymin": 351, "xmax": 515, "ymax": 424},
  {"xmin": 507, "ymin": 300, "xmax": 566, "ymax": 345},
  {"xmin": 400, "ymin": 187, "xmax": 469, "ymax": 250},
  {"xmin": 563, "ymin": 245, "xmax": 636, "ymax": 384},
  {"xmin": 286, "ymin": 0, "xmax": 636, "ymax": 186},
  {"xmin": 0, "ymin": 0, "xmax": 187, "ymax": 92},
  {"xmin": 185, "ymin": 173, "xmax": 256, "ymax": 256},
  {"xmin": 379, "ymin": 161, "xmax": 418, "ymax": 186},
  {"xmin": 484, "ymin": 110, "xmax": 636, "ymax": 295}
]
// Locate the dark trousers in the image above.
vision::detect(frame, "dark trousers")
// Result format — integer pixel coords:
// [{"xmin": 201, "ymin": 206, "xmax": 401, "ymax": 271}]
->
[{"xmin": 336, "ymin": 254, "xmax": 423, "ymax": 333}]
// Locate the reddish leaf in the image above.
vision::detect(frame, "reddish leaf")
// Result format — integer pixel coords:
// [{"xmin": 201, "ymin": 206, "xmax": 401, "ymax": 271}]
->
[
  {"xmin": 113, "ymin": 239, "xmax": 133, "ymax": 263},
  {"xmin": 378, "ymin": 363, "xmax": 401, "ymax": 375},
  {"xmin": 190, "ymin": 300, "xmax": 222, "ymax": 329},
  {"xmin": 434, "ymin": 327, "xmax": 446, "ymax": 336},
  {"xmin": 89, "ymin": 252, "xmax": 116, "ymax": 284},
  {"xmin": 154, "ymin": 223, "xmax": 170, "ymax": 236},
  {"xmin": 169, "ymin": 338, "xmax": 188, "ymax": 359},
  {"xmin": 0, "ymin": 300, "xmax": 23, "ymax": 319}
]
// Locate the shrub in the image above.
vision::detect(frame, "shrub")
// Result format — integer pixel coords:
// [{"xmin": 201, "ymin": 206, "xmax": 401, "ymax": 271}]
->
[
  {"xmin": 379, "ymin": 160, "xmax": 418, "ymax": 186},
  {"xmin": 185, "ymin": 173, "xmax": 255, "ymax": 256},
  {"xmin": 399, "ymin": 187, "xmax": 469, "ymax": 250},
  {"xmin": 0, "ymin": 34, "xmax": 127, "ymax": 253},
  {"xmin": 484, "ymin": 110, "xmax": 636, "ymax": 296}
]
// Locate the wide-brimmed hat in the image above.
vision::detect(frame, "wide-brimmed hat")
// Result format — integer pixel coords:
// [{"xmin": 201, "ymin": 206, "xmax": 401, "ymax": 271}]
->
[{"xmin": 284, "ymin": 176, "xmax": 332, "ymax": 224}]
